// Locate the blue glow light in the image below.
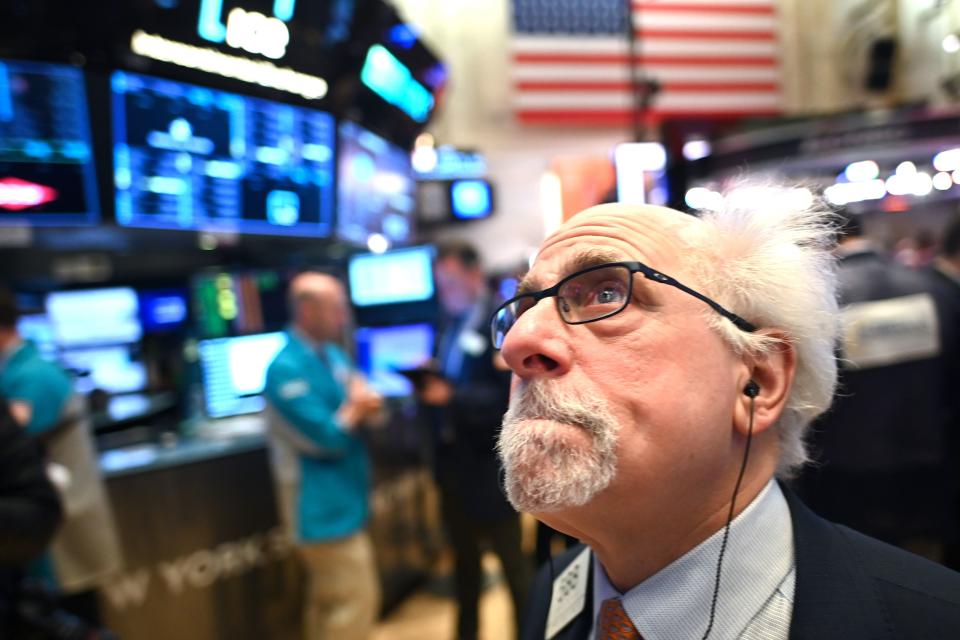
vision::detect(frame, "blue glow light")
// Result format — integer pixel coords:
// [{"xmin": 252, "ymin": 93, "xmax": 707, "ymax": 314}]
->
[
  {"xmin": 23, "ymin": 140, "xmax": 53, "ymax": 159},
  {"xmin": 360, "ymin": 45, "xmax": 434, "ymax": 122},
  {"xmin": 388, "ymin": 24, "xmax": 418, "ymax": 49},
  {"xmin": 273, "ymin": 0, "xmax": 297, "ymax": 22},
  {"xmin": 499, "ymin": 277, "xmax": 518, "ymax": 301},
  {"xmin": 266, "ymin": 189, "xmax": 300, "ymax": 225},
  {"xmin": 197, "ymin": 0, "xmax": 227, "ymax": 43},
  {"xmin": 451, "ymin": 179, "xmax": 492, "ymax": 219},
  {"xmin": 0, "ymin": 63, "xmax": 11, "ymax": 122}
]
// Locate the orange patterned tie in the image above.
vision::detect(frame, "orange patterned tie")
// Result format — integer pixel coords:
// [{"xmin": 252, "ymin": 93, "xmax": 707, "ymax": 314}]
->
[{"xmin": 597, "ymin": 597, "xmax": 643, "ymax": 640}]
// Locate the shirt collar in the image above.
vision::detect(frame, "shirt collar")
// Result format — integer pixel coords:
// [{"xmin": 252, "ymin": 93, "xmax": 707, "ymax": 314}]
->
[
  {"xmin": 290, "ymin": 326, "xmax": 325, "ymax": 352},
  {"xmin": 592, "ymin": 479, "xmax": 794, "ymax": 640}
]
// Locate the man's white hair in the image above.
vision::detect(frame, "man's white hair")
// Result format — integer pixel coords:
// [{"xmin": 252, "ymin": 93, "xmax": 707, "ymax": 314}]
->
[{"xmin": 686, "ymin": 189, "xmax": 840, "ymax": 479}]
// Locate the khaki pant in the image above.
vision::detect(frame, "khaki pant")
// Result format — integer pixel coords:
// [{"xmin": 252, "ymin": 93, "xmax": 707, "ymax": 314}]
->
[{"xmin": 297, "ymin": 531, "xmax": 380, "ymax": 640}]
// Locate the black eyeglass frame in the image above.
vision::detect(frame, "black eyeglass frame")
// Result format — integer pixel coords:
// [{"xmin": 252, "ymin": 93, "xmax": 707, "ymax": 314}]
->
[{"xmin": 490, "ymin": 260, "xmax": 757, "ymax": 348}]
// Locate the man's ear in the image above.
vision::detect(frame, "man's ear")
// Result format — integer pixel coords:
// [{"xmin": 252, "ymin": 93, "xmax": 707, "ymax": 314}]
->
[{"xmin": 733, "ymin": 332, "xmax": 796, "ymax": 437}]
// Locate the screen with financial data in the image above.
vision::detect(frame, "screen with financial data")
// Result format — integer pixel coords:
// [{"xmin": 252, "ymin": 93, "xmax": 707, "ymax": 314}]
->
[
  {"xmin": 58, "ymin": 345, "xmax": 148, "ymax": 395},
  {"xmin": 0, "ymin": 59, "xmax": 99, "ymax": 225},
  {"xmin": 191, "ymin": 270, "xmax": 288, "ymax": 339},
  {"xmin": 337, "ymin": 120, "xmax": 415, "ymax": 245},
  {"xmin": 198, "ymin": 331, "xmax": 288, "ymax": 418},
  {"xmin": 41, "ymin": 287, "xmax": 149, "ymax": 395},
  {"xmin": 355, "ymin": 323, "xmax": 435, "ymax": 397},
  {"xmin": 348, "ymin": 245, "xmax": 435, "ymax": 307},
  {"xmin": 111, "ymin": 71, "xmax": 335, "ymax": 236},
  {"xmin": 46, "ymin": 287, "xmax": 143, "ymax": 348}
]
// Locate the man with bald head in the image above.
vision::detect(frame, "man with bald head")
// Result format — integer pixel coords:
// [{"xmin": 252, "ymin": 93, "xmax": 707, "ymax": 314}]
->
[
  {"xmin": 491, "ymin": 203, "xmax": 960, "ymax": 639},
  {"xmin": 265, "ymin": 272, "xmax": 383, "ymax": 640}
]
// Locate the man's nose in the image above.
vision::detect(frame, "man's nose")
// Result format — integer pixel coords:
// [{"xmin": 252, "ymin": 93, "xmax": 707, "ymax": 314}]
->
[{"xmin": 500, "ymin": 298, "xmax": 572, "ymax": 380}]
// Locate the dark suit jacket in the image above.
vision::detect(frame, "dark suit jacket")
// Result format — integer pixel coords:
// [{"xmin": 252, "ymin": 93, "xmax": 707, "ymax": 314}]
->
[
  {"xmin": 799, "ymin": 250, "xmax": 957, "ymax": 542},
  {"xmin": 432, "ymin": 294, "xmax": 515, "ymax": 523},
  {"xmin": 521, "ymin": 488, "xmax": 960, "ymax": 640}
]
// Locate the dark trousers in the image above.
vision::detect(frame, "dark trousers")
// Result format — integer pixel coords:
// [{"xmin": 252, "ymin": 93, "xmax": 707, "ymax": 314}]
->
[{"xmin": 439, "ymin": 478, "xmax": 530, "ymax": 640}]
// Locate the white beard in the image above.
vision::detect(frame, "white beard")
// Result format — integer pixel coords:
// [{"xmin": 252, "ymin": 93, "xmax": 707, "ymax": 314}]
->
[{"xmin": 497, "ymin": 379, "xmax": 620, "ymax": 513}]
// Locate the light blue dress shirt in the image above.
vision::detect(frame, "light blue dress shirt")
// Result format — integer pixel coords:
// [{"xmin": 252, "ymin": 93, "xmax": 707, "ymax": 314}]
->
[{"xmin": 591, "ymin": 480, "xmax": 795, "ymax": 640}]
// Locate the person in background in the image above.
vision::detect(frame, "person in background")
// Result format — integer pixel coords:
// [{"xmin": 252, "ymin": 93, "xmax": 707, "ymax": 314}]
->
[
  {"xmin": 799, "ymin": 212, "xmax": 957, "ymax": 562},
  {"xmin": 416, "ymin": 240, "xmax": 530, "ymax": 640},
  {"xmin": 893, "ymin": 228, "xmax": 938, "ymax": 268},
  {"xmin": 932, "ymin": 217, "xmax": 960, "ymax": 293},
  {"xmin": 0, "ymin": 286, "xmax": 122, "ymax": 626},
  {"xmin": 264, "ymin": 272, "xmax": 383, "ymax": 640},
  {"xmin": 929, "ymin": 216, "xmax": 960, "ymax": 569},
  {"xmin": 491, "ymin": 202, "xmax": 960, "ymax": 640},
  {"xmin": 0, "ymin": 396, "xmax": 63, "ymax": 637}
]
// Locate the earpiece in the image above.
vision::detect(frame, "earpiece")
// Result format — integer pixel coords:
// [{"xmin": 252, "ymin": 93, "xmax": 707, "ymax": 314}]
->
[{"xmin": 743, "ymin": 380, "xmax": 760, "ymax": 398}]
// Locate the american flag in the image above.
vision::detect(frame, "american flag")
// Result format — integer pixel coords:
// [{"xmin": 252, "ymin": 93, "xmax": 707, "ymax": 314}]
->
[{"xmin": 511, "ymin": 0, "xmax": 782, "ymax": 126}]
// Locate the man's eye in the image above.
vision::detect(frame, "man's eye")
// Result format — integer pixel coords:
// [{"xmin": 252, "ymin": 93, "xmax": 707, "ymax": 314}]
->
[{"xmin": 587, "ymin": 283, "xmax": 627, "ymax": 306}]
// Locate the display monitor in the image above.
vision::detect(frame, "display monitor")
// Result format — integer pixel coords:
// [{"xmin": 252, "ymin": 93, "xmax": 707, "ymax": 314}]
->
[
  {"xmin": 348, "ymin": 246, "xmax": 434, "ymax": 307},
  {"xmin": 450, "ymin": 179, "xmax": 493, "ymax": 220},
  {"xmin": 354, "ymin": 323, "xmax": 435, "ymax": 397},
  {"xmin": 614, "ymin": 142, "xmax": 669, "ymax": 207},
  {"xmin": 58, "ymin": 345, "xmax": 148, "ymax": 395},
  {"xmin": 46, "ymin": 287, "xmax": 142, "ymax": 348},
  {"xmin": 111, "ymin": 71, "xmax": 335, "ymax": 236},
  {"xmin": 139, "ymin": 288, "xmax": 189, "ymax": 333},
  {"xmin": 198, "ymin": 331, "xmax": 288, "ymax": 418},
  {"xmin": 360, "ymin": 45, "xmax": 434, "ymax": 123},
  {"xmin": 192, "ymin": 270, "xmax": 288, "ymax": 339},
  {"xmin": 0, "ymin": 59, "xmax": 99, "ymax": 226},
  {"xmin": 337, "ymin": 120, "xmax": 415, "ymax": 245},
  {"xmin": 16, "ymin": 313, "xmax": 57, "ymax": 361}
]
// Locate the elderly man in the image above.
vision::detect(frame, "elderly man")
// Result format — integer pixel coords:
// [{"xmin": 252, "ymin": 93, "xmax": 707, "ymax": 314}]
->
[
  {"xmin": 491, "ymin": 203, "xmax": 960, "ymax": 640},
  {"xmin": 264, "ymin": 272, "xmax": 383, "ymax": 640}
]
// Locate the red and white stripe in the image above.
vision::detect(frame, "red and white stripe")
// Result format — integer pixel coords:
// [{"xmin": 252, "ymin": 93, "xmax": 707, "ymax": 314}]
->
[{"xmin": 511, "ymin": 0, "xmax": 782, "ymax": 126}]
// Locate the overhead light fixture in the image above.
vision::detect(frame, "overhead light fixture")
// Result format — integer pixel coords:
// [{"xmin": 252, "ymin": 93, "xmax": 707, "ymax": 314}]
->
[
  {"xmin": 843, "ymin": 160, "xmax": 880, "ymax": 182},
  {"xmin": 943, "ymin": 33, "xmax": 960, "ymax": 54},
  {"xmin": 933, "ymin": 172, "xmax": 954, "ymax": 190},
  {"xmin": 682, "ymin": 139, "xmax": 711, "ymax": 161}
]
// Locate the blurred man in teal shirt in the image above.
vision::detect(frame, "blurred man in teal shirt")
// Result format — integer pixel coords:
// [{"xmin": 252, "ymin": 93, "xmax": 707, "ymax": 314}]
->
[
  {"xmin": 265, "ymin": 272, "xmax": 383, "ymax": 640},
  {"xmin": 0, "ymin": 290, "xmax": 72, "ymax": 434},
  {"xmin": 0, "ymin": 287, "xmax": 121, "ymax": 625}
]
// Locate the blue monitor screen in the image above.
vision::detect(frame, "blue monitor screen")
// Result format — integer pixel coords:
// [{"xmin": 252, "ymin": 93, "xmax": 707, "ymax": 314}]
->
[
  {"xmin": 337, "ymin": 120, "xmax": 415, "ymax": 245},
  {"xmin": 355, "ymin": 323, "xmax": 435, "ymax": 397},
  {"xmin": 139, "ymin": 288, "xmax": 188, "ymax": 333},
  {"xmin": 450, "ymin": 179, "xmax": 492, "ymax": 219},
  {"xmin": 348, "ymin": 246, "xmax": 434, "ymax": 307},
  {"xmin": 0, "ymin": 60, "xmax": 99, "ymax": 226},
  {"xmin": 16, "ymin": 313, "xmax": 57, "ymax": 361},
  {"xmin": 58, "ymin": 345, "xmax": 148, "ymax": 395},
  {"xmin": 198, "ymin": 331, "xmax": 288, "ymax": 418},
  {"xmin": 46, "ymin": 287, "xmax": 142, "ymax": 348},
  {"xmin": 112, "ymin": 71, "xmax": 335, "ymax": 237}
]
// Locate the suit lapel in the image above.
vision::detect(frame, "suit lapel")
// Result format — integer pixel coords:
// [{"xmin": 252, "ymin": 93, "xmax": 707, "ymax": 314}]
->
[{"xmin": 785, "ymin": 486, "xmax": 895, "ymax": 640}]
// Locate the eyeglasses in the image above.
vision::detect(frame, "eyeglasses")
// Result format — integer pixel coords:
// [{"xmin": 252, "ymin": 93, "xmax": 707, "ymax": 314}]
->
[{"xmin": 490, "ymin": 261, "xmax": 756, "ymax": 349}]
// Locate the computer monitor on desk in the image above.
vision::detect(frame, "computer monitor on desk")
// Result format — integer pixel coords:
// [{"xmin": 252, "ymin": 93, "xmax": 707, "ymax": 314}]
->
[
  {"xmin": 59, "ymin": 344, "xmax": 148, "ymax": 395},
  {"xmin": 46, "ymin": 287, "xmax": 142, "ymax": 347},
  {"xmin": 198, "ymin": 332, "xmax": 288, "ymax": 419},
  {"xmin": 355, "ymin": 323, "xmax": 435, "ymax": 398}
]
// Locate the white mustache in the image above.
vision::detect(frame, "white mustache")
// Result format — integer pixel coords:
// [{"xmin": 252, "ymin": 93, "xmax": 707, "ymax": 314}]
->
[{"xmin": 502, "ymin": 380, "xmax": 613, "ymax": 439}]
